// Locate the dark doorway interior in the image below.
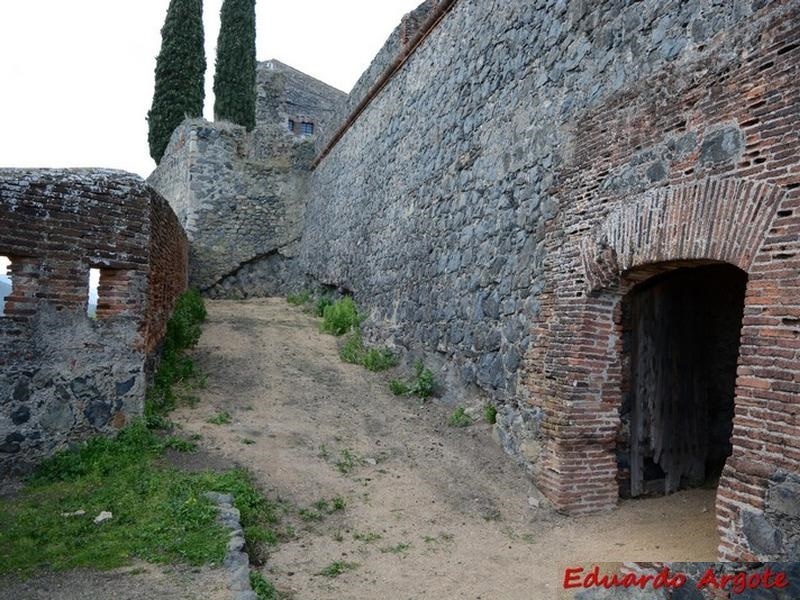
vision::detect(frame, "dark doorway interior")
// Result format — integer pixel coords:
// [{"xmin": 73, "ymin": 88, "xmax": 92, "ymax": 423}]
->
[{"xmin": 618, "ymin": 264, "xmax": 747, "ymax": 497}]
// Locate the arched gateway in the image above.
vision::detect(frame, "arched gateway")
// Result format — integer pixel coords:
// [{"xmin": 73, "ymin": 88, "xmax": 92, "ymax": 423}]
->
[{"xmin": 525, "ymin": 178, "xmax": 797, "ymax": 560}]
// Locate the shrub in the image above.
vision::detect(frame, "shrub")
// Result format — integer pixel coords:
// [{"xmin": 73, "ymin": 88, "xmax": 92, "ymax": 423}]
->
[
  {"xmin": 321, "ymin": 297, "xmax": 360, "ymax": 336},
  {"xmin": 483, "ymin": 405, "xmax": 498, "ymax": 425},
  {"xmin": 339, "ymin": 331, "xmax": 365, "ymax": 364},
  {"xmin": 314, "ymin": 296, "xmax": 333, "ymax": 317}
]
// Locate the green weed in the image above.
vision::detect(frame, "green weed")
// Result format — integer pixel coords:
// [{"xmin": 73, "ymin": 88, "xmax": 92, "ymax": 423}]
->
[
  {"xmin": 250, "ymin": 570, "xmax": 279, "ymax": 600},
  {"xmin": 353, "ymin": 531, "xmax": 382, "ymax": 543},
  {"xmin": 321, "ymin": 297, "xmax": 360, "ymax": 336},
  {"xmin": 287, "ymin": 291, "xmax": 311, "ymax": 306},
  {"xmin": 381, "ymin": 542, "xmax": 411, "ymax": 554},
  {"xmin": 339, "ymin": 330, "xmax": 397, "ymax": 371},
  {"xmin": 448, "ymin": 407, "xmax": 472, "ymax": 428},
  {"xmin": 318, "ymin": 561, "xmax": 359, "ymax": 578},
  {"xmin": 207, "ymin": 411, "xmax": 232, "ymax": 425},
  {"xmin": 335, "ymin": 449, "xmax": 361, "ymax": 474},
  {"xmin": 144, "ymin": 289, "xmax": 207, "ymax": 423},
  {"xmin": 483, "ymin": 404, "xmax": 498, "ymax": 424},
  {"xmin": 389, "ymin": 360, "xmax": 436, "ymax": 399},
  {"xmin": 314, "ymin": 296, "xmax": 334, "ymax": 317}
]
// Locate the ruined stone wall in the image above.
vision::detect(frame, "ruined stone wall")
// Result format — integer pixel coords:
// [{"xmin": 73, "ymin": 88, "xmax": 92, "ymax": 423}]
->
[
  {"xmin": 148, "ymin": 119, "xmax": 312, "ymax": 296},
  {"xmin": 0, "ymin": 169, "xmax": 187, "ymax": 475},
  {"xmin": 301, "ymin": 0, "xmax": 800, "ymax": 561}
]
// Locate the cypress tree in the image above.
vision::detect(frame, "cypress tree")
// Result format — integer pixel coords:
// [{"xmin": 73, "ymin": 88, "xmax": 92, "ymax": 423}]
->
[
  {"xmin": 213, "ymin": 0, "xmax": 257, "ymax": 130},
  {"xmin": 147, "ymin": 0, "xmax": 206, "ymax": 164}
]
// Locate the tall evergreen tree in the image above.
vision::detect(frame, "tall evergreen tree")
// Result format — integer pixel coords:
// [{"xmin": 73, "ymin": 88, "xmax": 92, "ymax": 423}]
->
[
  {"xmin": 147, "ymin": 0, "xmax": 206, "ymax": 164},
  {"xmin": 213, "ymin": 0, "xmax": 257, "ymax": 130}
]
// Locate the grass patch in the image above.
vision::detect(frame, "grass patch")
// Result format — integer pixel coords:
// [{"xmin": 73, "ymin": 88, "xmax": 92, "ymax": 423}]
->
[
  {"xmin": 162, "ymin": 436, "xmax": 197, "ymax": 453},
  {"xmin": 0, "ymin": 421, "xmax": 281, "ymax": 576},
  {"xmin": 389, "ymin": 360, "xmax": 436, "ymax": 399},
  {"xmin": 483, "ymin": 404, "xmax": 498, "ymax": 424},
  {"xmin": 447, "ymin": 407, "xmax": 472, "ymax": 428},
  {"xmin": 380, "ymin": 542, "xmax": 411, "ymax": 554},
  {"xmin": 321, "ymin": 297, "xmax": 360, "ymax": 336},
  {"xmin": 339, "ymin": 330, "xmax": 397, "ymax": 372},
  {"xmin": 300, "ymin": 496, "xmax": 347, "ymax": 521},
  {"xmin": 250, "ymin": 570, "xmax": 279, "ymax": 600},
  {"xmin": 318, "ymin": 560, "xmax": 359, "ymax": 578},
  {"xmin": 314, "ymin": 296, "xmax": 334, "ymax": 317},
  {"xmin": 335, "ymin": 449, "xmax": 361, "ymax": 474},
  {"xmin": 145, "ymin": 289, "xmax": 207, "ymax": 424},
  {"xmin": 353, "ymin": 531, "xmax": 382, "ymax": 543},
  {"xmin": 207, "ymin": 411, "xmax": 232, "ymax": 425},
  {"xmin": 286, "ymin": 291, "xmax": 311, "ymax": 306},
  {"xmin": 241, "ymin": 438, "xmax": 256, "ymax": 445}
]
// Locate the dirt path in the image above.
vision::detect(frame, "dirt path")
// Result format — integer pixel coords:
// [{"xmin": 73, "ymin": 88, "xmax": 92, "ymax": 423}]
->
[{"xmin": 173, "ymin": 299, "xmax": 719, "ymax": 600}]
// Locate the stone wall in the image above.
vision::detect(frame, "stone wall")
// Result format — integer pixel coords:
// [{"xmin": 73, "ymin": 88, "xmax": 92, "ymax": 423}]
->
[
  {"xmin": 148, "ymin": 119, "xmax": 311, "ymax": 295},
  {"xmin": 0, "ymin": 169, "xmax": 187, "ymax": 476},
  {"xmin": 150, "ymin": 62, "xmax": 345, "ymax": 296},
  {"xmin": 300, "ymin": 0, "xmax": 800, "ymax": 561},
  {"xmin": 257, "ymin": 60, "xmax": 346, "ymax": 155}
]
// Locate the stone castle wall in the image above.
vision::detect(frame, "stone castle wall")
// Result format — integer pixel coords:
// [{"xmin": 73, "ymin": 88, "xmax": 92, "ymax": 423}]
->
[
  {"xmin": 149, "ymin": 61, "xmax": 346, "ymax": 296},
  {"xmin": 0, "ymin": 169, "xmax": 187, "ymax": 476},
  {"xmin": 300, "ymin": 0, "xmax": 800, "ymax": 561},
  {"xmin": 147, "ymin": 0, "xmax": 800, "ymax": 561}
]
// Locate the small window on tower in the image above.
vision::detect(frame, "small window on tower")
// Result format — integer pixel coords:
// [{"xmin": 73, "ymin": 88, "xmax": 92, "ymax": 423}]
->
[
  {"xmin": 300, "ymin": 122, "xmax": 314, "ymax": 135},
  {"xmin": 287, "ymin": 119, "xmax": 295, "ymax": 133}
]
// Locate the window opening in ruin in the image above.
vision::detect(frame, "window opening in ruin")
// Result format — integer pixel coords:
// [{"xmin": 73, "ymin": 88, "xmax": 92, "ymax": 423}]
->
[
  {"xmin": 87, "ymin": 267, "xmax": 100, "ymax": 318},
  {"xmin": 287, "ymin": 119, "xmax": 295, "ymax": 133},
  {"xmin": 0, "ymin": 256, "xmax": 11, "ymax": 317},
  {"xmin": 300, "ymin": 121, "xmax": 314, "ymax": 135},
  {"xmin": 618, "ymin": 263, "xmax": 746, "ymax": 498}
]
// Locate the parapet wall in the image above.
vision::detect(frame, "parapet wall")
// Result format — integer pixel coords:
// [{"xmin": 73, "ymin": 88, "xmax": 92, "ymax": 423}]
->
[
  {"xmin": 301, "ymin": 0, "xmax": 800, "ymax": 561},
  {"xmin": 0, "ymin": 169, "xmax": 187, "ymax": 476}
]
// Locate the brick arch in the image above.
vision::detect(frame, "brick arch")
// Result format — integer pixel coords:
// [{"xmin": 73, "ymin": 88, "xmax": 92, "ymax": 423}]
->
[
  {"xmin": 580, "ymin": 178, "xmax": 785, "ymax": 291},
  {"xmin": 528, "ymin": 176, "xmax": 789, "ymax": 535}
]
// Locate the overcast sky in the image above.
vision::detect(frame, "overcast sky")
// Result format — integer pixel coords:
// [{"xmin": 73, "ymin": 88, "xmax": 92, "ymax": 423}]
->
[{"xmin": 0, "ymin": 1, "xmax": 420, "ymax": 178}]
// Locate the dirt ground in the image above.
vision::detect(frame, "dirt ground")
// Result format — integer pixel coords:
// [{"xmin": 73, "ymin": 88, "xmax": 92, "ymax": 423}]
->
[
  {"xmin": 168, "ymin": 298, "xmax": 720, "ymax": 600},
  {"xmin": 0, "ymin": 561, "xmax": 228, "ymax": 600}
]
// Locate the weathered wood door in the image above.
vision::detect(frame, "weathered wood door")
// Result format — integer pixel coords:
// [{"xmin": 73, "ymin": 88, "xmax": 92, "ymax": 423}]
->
[{"xmin": 628, "ymin": 266, "xmax": 745, "ymax": 497}]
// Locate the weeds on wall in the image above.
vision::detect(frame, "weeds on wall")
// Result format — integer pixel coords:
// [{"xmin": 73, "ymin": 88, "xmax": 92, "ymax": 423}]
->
[
  {"xmin": 321, "ymin": 297, "xmax": 361, "ymax": 336},
  {"xmin": 389, "ymin": 360, "xmax": 437, "ymax": 399},
  {"xmin": 339, "ymin": 330, "xmax": 398, "ymax": 372},
  {"xmin": 145, "ymin": 288, "xmax": 207, "ymax": 426},
  {"xmin": 484, "ymin": 405, "xmax": 498, "ymax": 425}
]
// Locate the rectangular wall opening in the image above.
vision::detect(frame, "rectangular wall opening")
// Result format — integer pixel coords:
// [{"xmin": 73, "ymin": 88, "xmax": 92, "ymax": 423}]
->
[
  {"xmin": 87, "ymin": 267, "xmax": 100, "ymax": 318},
  {"xmin": 0, "ymin": 256, "xmax": 11, "ymax": 317}
]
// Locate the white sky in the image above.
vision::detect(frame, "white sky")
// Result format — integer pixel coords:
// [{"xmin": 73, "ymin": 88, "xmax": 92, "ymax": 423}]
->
[{"xmin": 0, "ymin": 1, "xmax": 420, "ymax": 178}]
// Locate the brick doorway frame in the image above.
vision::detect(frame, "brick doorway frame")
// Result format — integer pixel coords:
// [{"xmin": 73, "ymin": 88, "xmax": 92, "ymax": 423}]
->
[{"xmin": 526, "ymin": 177, "xmax": 789, "ymax": 559}]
